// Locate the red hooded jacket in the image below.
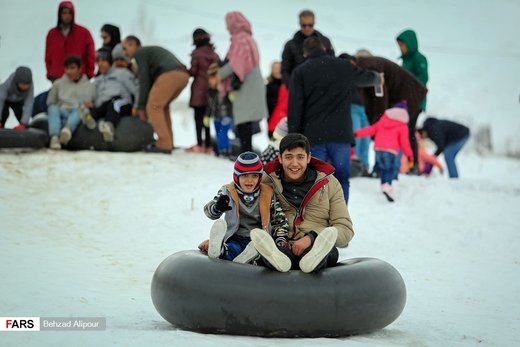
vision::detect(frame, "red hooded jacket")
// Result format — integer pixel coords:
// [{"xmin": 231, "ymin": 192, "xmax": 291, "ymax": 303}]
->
[
  {"xmin": 354, "ymin": 107, "xmax": 413, "ymax": 157},
  {"xmin": 45, "ymin": 1, "xmax": 96, "ymax": 81}
]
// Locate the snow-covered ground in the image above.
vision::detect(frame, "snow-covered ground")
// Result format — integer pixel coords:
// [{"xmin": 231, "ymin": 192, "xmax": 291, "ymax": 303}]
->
[{"xmin": 1, "ymin": 108, "xmax": 520, "ymax": 346}]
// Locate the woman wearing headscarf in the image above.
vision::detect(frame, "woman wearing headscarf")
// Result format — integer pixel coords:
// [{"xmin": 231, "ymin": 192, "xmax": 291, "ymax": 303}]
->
[{"xmin": 218, "ymin": 12, "xmax": 267, "ymax": 153}]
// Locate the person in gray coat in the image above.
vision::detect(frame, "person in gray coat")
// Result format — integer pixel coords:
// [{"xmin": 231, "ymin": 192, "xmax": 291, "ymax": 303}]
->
[
  {"xmin": 0, "ymin": 66, "xmax": 34, "ymax": 129},
  {"xmin": 218, "ymin": 11, "xmax": 267, "ymax": 153}
]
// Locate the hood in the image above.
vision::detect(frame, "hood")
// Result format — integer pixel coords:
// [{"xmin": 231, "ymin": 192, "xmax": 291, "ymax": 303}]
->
[
  {"xmin": 57, "ymin": 1, "xmax": 75, "ymax": 27},
  {"xmin": 13, "ymin": 66, "xmax": 32, "ymax": 84},
  {"xmin": 378, "ymin": 113, "xmax": 408, "ymax": 130},
  {"xmin": 396, "ymin": 29, "xmax": 418, "ymax": 55},
  {"xmin": 225, "ymin": 11, "xmax": 252, "ymax": 36},
  {"xmin": 385, "ymin": 107, "xmax": 409, "ymax": 124}
]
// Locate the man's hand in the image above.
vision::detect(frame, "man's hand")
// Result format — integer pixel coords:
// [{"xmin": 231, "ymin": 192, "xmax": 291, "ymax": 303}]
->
[
  {"xmin": 292, "ymin": 235, "xmax": 312, "ymax": 256},
  {"xmin": 198, "ymin": 240, "xmax": 209, "ymax": 253},
  {"xmin": 84, "ymin": 101, "xmax": 93, "ymax": 109}
]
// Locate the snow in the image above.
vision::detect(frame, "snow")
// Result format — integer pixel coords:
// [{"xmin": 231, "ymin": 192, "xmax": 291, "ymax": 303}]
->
[{"xmin": 1, "ymin": 1, "xmax": 520, "ymax": 346}]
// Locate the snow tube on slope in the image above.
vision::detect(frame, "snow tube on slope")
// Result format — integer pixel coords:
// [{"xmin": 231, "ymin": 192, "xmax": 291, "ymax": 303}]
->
[
  {"xmin": 0, "ymin": 128, "xmax": 49, "ymax": 149},
  {"xmin": 151, "ymin": 250, "xmax": 407, "ymax": 337},
  {"xmin": 29, "ymin": 115, "xmax": 154, "ymax": 152}
]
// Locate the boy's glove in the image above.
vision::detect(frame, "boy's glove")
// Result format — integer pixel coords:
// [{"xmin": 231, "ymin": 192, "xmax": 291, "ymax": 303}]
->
[{"xmin": 215, "ymin": 195, "xmax": 232, "ymax": 212}]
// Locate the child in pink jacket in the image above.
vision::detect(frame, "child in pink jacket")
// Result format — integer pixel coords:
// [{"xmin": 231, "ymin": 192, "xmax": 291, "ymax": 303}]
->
[{"xmin": 354, "ymin": 101, "xmax": 413, "ymax": 201}]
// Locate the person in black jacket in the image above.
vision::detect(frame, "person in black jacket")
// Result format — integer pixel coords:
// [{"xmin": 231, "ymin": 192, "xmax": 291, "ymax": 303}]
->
[
  {"xmin": 281, "ymin": 10, "xmax": 334, "ymax": 86},
  {"xmin": 288, "ymin": 37, "xmax": 381, "ymax": 204},
  {"xmin": 418, "ymin": 117, "xmax": 470, "ymax": 178}
]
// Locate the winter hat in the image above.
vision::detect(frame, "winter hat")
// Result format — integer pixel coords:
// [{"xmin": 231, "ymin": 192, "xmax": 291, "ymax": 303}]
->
[
  {"xmin": 112, "ymin": 43, "xmax": 130, "ymax": 63},
  {"xmin": 14, "ymin": 66, "xmax": 32, "ymax": 84},
  {"xmin": 233, "ymin": 151, "xmax": 263, "ymax": 185},
  {"xmin": 273, "ymin": 117, "xmax": 288, "ymax": 141},
  {"xmin": 96, "ymin": 48, "xmax": 113, "ymax": 65},
  {"xmin": 393, "ymin": 100, "xmax": 408, "ymax": 110}
]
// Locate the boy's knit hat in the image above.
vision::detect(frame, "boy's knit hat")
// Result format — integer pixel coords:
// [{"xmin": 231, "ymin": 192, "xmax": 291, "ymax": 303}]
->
[
  {"xmin": 273, "ymin": 117, "xmax": 288, "ymax": 141},
  {"xmin": 393, "ymin": 100, "xmax": 408, "ymax": 110},
  {"xmin": 14, "ymin": 66, "xmax": 32, "ymax": 84},
  {"xmin": 112, "ymin": 43, "xmax": 130, "ymax": 63},
  {"xmin": 233, "ymin": 152, "xmax": 263, "ymax": 184}
]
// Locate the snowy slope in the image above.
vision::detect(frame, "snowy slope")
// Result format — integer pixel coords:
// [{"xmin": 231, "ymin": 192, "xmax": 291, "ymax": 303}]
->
[{"xmin": 1, "ymin": 107, "xmax": 520, "ymax": 346}]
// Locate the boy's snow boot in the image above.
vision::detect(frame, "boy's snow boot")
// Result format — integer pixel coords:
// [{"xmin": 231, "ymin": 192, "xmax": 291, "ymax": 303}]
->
[
  {"xmin": 208, "ymin": 219, "xmax": 227, "ymax": 259},
  {"xmin": 233, "ymin": 241, "xmax": 259, "ymax": 264},
  {"xmin": 49, "ymin": 135, "xmax": 61, "ymax": 150},
  {"xmin": 299, "ymin": 227, "xmax": 338, "ymax": 273},
  {"xmin": 59, "ymin": 127, "xmax": 72, "ymax": 145},
  {"xmin": 251, "ymin": 228, "xmax": 291, "ymax": 272}
]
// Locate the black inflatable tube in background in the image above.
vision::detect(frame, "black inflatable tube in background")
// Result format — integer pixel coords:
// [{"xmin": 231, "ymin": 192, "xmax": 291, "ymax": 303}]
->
[{"xmin": 151, "ymin": 250, "xmax": 407, "ymax": 338}]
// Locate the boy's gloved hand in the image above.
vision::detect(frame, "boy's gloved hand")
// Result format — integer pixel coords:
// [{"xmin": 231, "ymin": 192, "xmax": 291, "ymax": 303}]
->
[{"xmin": 215, "ymin": 195, "xmax": 232, "ymax": 212}]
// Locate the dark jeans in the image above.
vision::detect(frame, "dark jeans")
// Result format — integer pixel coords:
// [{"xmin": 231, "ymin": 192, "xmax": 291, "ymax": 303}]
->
[
  {"xmin": 376, "ymin": 151, "xmax": 397, "ymax": 185},
  {"xmin": 408, "ymin": 111, "xmax": 420, "ymax": 166},
  {"xmin": 221, "ymin": 235, "xmax": 251, "ymax": 261},
  {"xmin": 443, "ymin": 135, "xmax": 469, "ymax": 178},
  {"xmin": 236, "ymin": 121, "xmax": 253, "ymax": 152},
  {"xmin": 310, "ymin": 142, "xmax": 351, "ymax": 203},
  {"xmin": 258, "ymin": 245, "xmax": 339, "ymax": 272},
  {"xmin": 1, "ymin": 101, "xmax": 23, "ymax": 124},
  {"xmin": 91, "ymin": 97, "xmax": 132, "ymax": 127},
  {"xmin": 193, "ymin": 106, "xmax": 211, "ymax": 147}
]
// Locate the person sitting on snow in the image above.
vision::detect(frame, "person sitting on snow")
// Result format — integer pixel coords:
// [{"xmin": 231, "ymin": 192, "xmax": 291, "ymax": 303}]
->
[
  {"xmin": 46, "ymin": 55, "xmax": 95, "ymax": 150},
  {"xmin": 0, "ymin": 66, "xmax": 34, "ymax": 130},
  {"xmin": 88, "ymin": 48, "xmax": 137, "ymax": 142},
  {"xmin": 198, "ymin": 152, "xmax": 291, "ymax": 270},
  {"xmin": 355, "ymin": 101, "xmax": 413, "ymax": 202},
  {"xmin": 418, "ymin": 117, "xmax": 470, "ymax": 178},
  {"xmin": 252, "ymin": 133, "xmax": 354, "ymax": 273}
]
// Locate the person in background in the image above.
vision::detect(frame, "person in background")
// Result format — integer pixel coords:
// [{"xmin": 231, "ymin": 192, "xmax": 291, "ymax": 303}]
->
[
  {"xmin": 100, "ymin": 24, "xmax": 121, "ymax": 52},
  {"xmin": 288, "ymin": 37, "xmax": 381, "ymax": 204},
  {"xmin": 46, "ymin": 55, "xmax": 95, "ymax": 150},
  {"xmin": 418, "ymin": 117, "xmax": 470, "ymax": 178},
  {"xmin": 122, "ymin": 35, "xmax": 189, "ymax": 154},
  {"xmin": 265, "ymin": 61, "xmax": 284, "ymax": 139},
  {"xmin": 45, "ymin": 1, "xmax": 95, "ymax": 82},
  {"xmin": 355, "ymin": 101, "xmax": 413, "ymax": 202},
  {"xmin": 0, "ymin": 67, "xmax": 34, "ymax": 130},
  {"xmin": 90, "ymin": 48, "xmax": 137, "ymax": 141},
  {"xmin": 112, "ymin": 44, "xmax": 131, "ymax": 69},
  {"xmin": 206, "ymin": 63, "xmax": 233, "ymax": 157},
  {"xmin": 186, "ymin": 28, "xmax": 220, "ymax": 154},
  {"xmin": 218, "ymin": 11, "xmax": 267, "ymax": 153},
  {"xmin": 400, "ymin": 133, "xmax": 444, "ymax": 176},
  {"xmin": 261, "ymin": 117, "xmax": 288, "ymax": 165},
  {"xmin": 281, "ymin": 9, "xmax": 334, "ymax": 86},
  {"xmin": 198, "ymin": 151, "xmax": 290, "ymax": 270},
  {"xmin": 396, "ymin": 29, "xmax": 428, "ymax": 112}
]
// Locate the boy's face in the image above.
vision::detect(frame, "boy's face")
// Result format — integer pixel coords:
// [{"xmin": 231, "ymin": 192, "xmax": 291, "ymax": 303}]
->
[
  {"xmin": 238, "ymin": 174, "xmax": 260, "ymax": 193},
  {"xmin": 17, "ymin": 83, "xmax": 31, "ymax": 92},
  {"xmin": 279, "ymin": 147, "xmax": 311, "ymax": 182},
  {"xmin": 97, "ymin": 59, "xmax": 111, "ymax": 74},
  {"xmin": 64, "ymin": 64, "xmax": 81, "ymax": 81}
]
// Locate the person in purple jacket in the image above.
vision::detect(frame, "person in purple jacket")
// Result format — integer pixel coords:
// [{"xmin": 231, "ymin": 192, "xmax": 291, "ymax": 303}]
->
[{"xmin": 418, "ymin": 117, "xmax": 470, "ymax": 178}]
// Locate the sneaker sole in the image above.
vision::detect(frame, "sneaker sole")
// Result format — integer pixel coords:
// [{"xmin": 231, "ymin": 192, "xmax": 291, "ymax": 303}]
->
[
  {"xmin": 208, "ymin": 219, "xmax": 227, "ymax": 259},
  {"xmin": 100, "ymin": 124, "xmax": 114, "ymax": 142},
  {"xmin": 251, "ymin": 229, "xmax": 291, "ymax": 272},
  {"xmin": 232, "ymin": 241, "xmax": 259, "ymax": 264},
  {"xmin": 59, "ymin": 129, "xmax": 72, "ymax": 145},
  {"xmin": 299, "ymin": 227, "xmax": 338, "ymax": 273}
]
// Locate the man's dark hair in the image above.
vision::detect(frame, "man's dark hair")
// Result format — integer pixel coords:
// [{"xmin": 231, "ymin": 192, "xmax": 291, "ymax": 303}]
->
[
  {"xmin": 125, "ymin": 35, "xmax": 141, "ymax": 47},
  {"xmin": 279, "ymin": 133, "xmax": 310, "ymax": 155},
  {"xmin": 338, "ymin": 53, "xmax": 356, "ymax": 63},
  {"xmin": 64, "ymin": 55, "xmax": 82, "ymax": 68},
  {"xmin": 303, "ymin": 36, "xmax": 325, "ymax": 56},
  {"xmin": 299, "ymin": 9, "xmax": 315, "ymax": 19}
]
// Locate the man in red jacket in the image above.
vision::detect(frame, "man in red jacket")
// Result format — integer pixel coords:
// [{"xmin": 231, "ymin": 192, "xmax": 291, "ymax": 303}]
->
[{"xmin": 45, "ymin": 1, "xmax": 95, "ymax": 82}]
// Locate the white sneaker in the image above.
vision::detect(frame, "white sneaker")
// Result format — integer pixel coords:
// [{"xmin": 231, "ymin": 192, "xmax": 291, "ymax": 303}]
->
[
  {"xmin": 299, "ymin": 227, "xmax": 338, "ymax": 273},
  {"xmin": 233, "ymin": 241, "xmax": 259, "ymax": 264},
  {"xmin": 250, "ymin": 228, "xmax": 291, "ymax": 272},
  {"xmin": 83, "ymin": 113, "xmax": 97, "ymax": 130},
  {"xmin": 49, "ymin": 135, "xmax": 61, "ymax": 150},
  {"xmin": 59, "ymin": 127, "xmax": 72, "ymax": 145},
  {"xmin": 99, "ymin": 121, "xmax": 115, "ymax": 142},
  {"xmin": 208, "ymin": 219, "xmax": 227, "ymax": 259}
]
